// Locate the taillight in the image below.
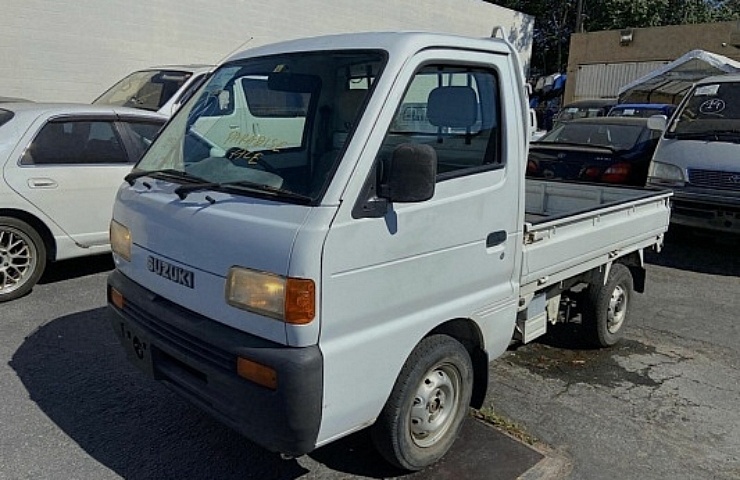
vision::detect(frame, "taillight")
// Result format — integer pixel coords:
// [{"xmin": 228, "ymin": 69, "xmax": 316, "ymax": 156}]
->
[
  {"xmin": 527, "ymin": 160, "xmax": 538, "ymax": 175},
  {"xmin": 582, "ymin": 167, "xmax": 601, "ymax": 180},
  {"xmin": 601, "ymin": 163, "xmax": 631, "ymax": 183}
]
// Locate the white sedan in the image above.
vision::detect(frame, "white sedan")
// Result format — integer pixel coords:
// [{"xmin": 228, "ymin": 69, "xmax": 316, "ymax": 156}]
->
[{"xmin": 0, "ymin": 103, "xmax": 165, "ymax": 301}]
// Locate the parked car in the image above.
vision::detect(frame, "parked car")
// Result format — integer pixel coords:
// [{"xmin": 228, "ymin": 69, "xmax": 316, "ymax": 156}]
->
[
  {"xmin": 647, "ymin": 73, "xmax": 740, "ymax": 233},
  {"xmin": 0, "ymin": 96, "xmax": 31, "ymax": 103},
  {"xmin": 552, "ymin": 99, "xmax": 616, "ymax": 129},
  {"xmin": 608, "ymin": 103, "xmax": 676, "ymax": 118},
  {"xmin": 528, "ymin": 116, "xmax": 665, "ymax": 186},
  {"xmin": 93, "ymin": 65, "xmax": 212, "ymax": 117},
  {"xmin": 0, "ymin": 103, "xmax": 166, "ymax": 301}
]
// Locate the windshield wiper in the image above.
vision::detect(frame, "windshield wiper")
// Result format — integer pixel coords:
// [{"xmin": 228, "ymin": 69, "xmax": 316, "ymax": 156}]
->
[
  {"xmin": 666, "ymin": 131, "xmax": 740, "ymax": 140},
  {"xmin": 125, "ymin": 169, "xmax": 207, "ymax": 186},
  {"xmin": 174, "ymin": 180, "xmax": 313, "ymax": 203},
  {"xmin": 706, "ymin": 129, "xmax": 740, "ymax": 137}
]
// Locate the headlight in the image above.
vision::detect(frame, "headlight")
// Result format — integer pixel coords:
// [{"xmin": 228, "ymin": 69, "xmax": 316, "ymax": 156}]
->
[
  {"xmin": 226, "ymin": 267, "xmax": 315, "ymax": 324},
  {"xmin": 647, "ymin": 161, "xmax": 685, "ymax": 186},
  {"xmin": 109, "ymin": 220, "xmax": 131, "ymax": 261}
]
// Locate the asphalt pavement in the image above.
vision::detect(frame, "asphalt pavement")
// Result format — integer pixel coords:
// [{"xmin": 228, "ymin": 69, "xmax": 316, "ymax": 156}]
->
[{"xmin": 1, "ymin": 230, "xmax": 738, "ymax": 479}]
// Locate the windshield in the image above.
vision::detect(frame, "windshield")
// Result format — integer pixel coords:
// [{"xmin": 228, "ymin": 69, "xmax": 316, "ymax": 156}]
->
[
  {"xmin": 608, "ymin": 106, "xmax": 672, "ymax": 118},
  {"xmin": 0, "ymin": 109, "xmax": 13, "ymax": 128},
  {"xmin": 135, "ymin": 50, "xmax": 386, "ymax": 202},
  {"xmin": 538, "ymin": 122, "xmax": 646, "ymax": 150},
  {"xmin": 93, "ymin": 70, "xmax": 194, "ymax": 111},
  {"xmin": 668, "ymin": 82, "xmax": 740, "ymax": 137}
]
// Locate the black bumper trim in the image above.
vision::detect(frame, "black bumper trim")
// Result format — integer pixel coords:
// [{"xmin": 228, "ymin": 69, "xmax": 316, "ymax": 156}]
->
[{"xmin": 107, "ymin": 270, "xmax": 323, "ymax": 456}]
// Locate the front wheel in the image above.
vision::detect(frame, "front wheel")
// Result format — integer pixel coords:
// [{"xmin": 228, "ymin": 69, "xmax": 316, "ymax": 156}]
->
[
  {"xmin": 0, "ymin": 217, "xmax": 46, "ymax": 302},
  {"xmin": 371, "ymin": 335, "xmax": 473, "ymax": 471},
  {"xmin": 583, "ymin": 263, "xmax": 634, "ymax": 347}
]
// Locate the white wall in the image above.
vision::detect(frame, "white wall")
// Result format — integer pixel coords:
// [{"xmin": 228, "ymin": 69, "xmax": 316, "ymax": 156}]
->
[{"xmin": 0, "ymin": 0, "xmax": 532, "ymax": 103}]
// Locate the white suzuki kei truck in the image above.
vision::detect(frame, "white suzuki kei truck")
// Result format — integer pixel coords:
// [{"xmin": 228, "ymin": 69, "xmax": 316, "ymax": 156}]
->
[{"xmin": 107, "ymin": 31, "xmax": 671, "ymax": 470}]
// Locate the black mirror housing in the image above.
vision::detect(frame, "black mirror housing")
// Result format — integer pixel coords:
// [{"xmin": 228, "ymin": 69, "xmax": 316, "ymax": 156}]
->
[{"xmin": 381, "ymin": 143, "xmax": 436, "ymax": 203}]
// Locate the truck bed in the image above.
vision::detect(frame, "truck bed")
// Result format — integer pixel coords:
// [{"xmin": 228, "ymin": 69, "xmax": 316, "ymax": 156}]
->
[{"xmin": 521, "ymin": 179, "xmax": 672, "ymax": 295}]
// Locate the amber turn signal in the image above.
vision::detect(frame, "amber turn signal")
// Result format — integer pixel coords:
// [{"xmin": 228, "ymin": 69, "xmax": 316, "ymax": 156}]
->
[{"xmin": 237, "ymin": 357, "xmax": 277, "ymax": 390}]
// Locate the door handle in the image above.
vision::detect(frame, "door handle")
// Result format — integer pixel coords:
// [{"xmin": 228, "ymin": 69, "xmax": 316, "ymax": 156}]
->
[
  {"xmin": 28, "ymin": 178, "xmax": 58, "ymax": 188},
  {"xmin": 486, "ymin": 230, "xmax": 507, "ymax": 247}
]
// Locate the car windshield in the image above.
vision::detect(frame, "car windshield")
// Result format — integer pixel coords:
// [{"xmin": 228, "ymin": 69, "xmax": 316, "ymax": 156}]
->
[
  {"xmin": 537, "ymin": 122, "xmax": 645, "ymax": 150},
  {"xmin": 0, "ymin": 109, "xmax": 13, "ymax": 128},
  {"xmin": 555, "ymin": 106, "xmax": 607, "ymax": 122},
  {"xmin": 609, "ymin": 107, "xmax": 670, "ymax": 118},
  {"xmin": 93, "ymin": 70, "xmax": 193, "ymax": 111},
  {"xmin": 668, "ymin": 82, "xmax": 740, "ymax": 137},
  {"xmin": 134, "ymin": 50, "xmax": 386, "ymax": 202}
]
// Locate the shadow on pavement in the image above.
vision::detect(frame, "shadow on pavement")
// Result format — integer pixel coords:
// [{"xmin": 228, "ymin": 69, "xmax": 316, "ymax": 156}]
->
[
  {"xmin": 10, "ymin": 307, "xmax": 544, "ymax": 479},
  {"xmin": 10, "ymin": 307, "xmax": 308, "ymax": 480},
  {"xmin": 38, "ymin": 254, "xmax": 114, "ymax": 285},
  {"xmin": 646, "ymin": 228, "xmax": 740, "ymax": 277}
]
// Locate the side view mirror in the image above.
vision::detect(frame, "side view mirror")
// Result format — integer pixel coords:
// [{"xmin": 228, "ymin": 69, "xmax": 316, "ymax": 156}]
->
[
  {"xmin": 647, "ymin": 114, "xmax": 667, "ymax": 131},
  {"xmin": 380, "ymin": 143, "xmax": 437, "ymax": 203},
  {"xmin": 352, "ymin": 143, "xmax": 437, "ymax": 219}
]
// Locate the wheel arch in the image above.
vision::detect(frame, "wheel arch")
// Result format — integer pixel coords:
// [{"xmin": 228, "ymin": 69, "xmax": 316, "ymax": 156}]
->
[
  {"xmin": 429, "ymin": 318, "xmax": 488, "ymax": 409},
  {"xmin": 0, "ymin": 208, "xmax": 57, "ymax": 261},
  {"xmin": 616, "ymin": 251, "xmax": 645, "ymax": 293}
]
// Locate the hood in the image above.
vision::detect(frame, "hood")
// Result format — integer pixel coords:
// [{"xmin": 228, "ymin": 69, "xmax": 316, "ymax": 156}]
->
[
  {"xmin": 653, "ymin": 137, "xmax": 740, "ymax": 173},
  {"xmin": 115, "ymin": 182, "xmax": 310, "ymax": 278}
]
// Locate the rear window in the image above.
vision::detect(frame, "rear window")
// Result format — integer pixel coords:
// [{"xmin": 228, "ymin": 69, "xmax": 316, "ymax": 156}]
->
[{"xmin": 0, "ymin": 109, "xmax": 14, "ymax": 128}]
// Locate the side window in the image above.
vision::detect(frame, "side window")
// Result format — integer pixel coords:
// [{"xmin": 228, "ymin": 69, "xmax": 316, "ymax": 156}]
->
[
  {"xmin": 120, "ymin": 120, "xmax": 165, "ymax": 160},
  {"xmin": 381, "ymin": 65, "xmax": 501, "ymax": 180},
  {"xmin": 22, "ymin": 120, "xmax": 128, "ymax": 165}
]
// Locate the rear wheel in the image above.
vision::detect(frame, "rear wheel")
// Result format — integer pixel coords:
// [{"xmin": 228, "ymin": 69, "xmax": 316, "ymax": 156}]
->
[
  {"xmin": 371, "ymin": 335, "xmax": 473, "ymax": 471},
  {"xmin": 583, "ymin": 263, "xmax": 633, "ymax": 347},
  {"xmin": 0, "ymin": 217, "xmax": 46, "ymax": 302}
]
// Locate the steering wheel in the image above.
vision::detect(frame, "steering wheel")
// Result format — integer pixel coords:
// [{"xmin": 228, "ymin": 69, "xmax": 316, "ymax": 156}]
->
[{"xmin": 224, "ymin": 147, "xmax": 280, "ymax": 175}]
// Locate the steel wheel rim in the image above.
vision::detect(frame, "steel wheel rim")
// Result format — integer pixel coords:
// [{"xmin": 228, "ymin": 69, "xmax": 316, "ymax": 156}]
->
[
  {"xmin": 0, "ymin": 226, "xmax": 37, "ymax": 295},
  {"xmin": 607, "ymin": 284, "xmax": 627, "ymax": 334},
  {"xmin": 409, "ymin": 362, "xmax": 461, "ymax": 448}
]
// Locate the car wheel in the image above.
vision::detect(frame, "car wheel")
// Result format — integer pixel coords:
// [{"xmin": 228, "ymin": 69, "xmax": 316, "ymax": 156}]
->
[
  {"xmin": 583, "ymin": 263, "xmax": 633, "ymax": 347},
  {"xmin": 0, "ymin": 217, "xmax": 46, "ymax": 302},
  {"xmin": 371, "ymin": 334, "xmax": 473, "ymax": 471}
]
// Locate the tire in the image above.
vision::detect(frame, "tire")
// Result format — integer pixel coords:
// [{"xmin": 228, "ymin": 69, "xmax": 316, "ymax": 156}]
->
[
  {"xmin": 583, "ymin": 263, "xmax": 633, "ymax": 348},
  {"xmin": 371, "ymin": 334, "xmax": 473, "ymax": 471},
  {"xmin": 0, "ymin": 217, "xmax": 46, "ymax": 302}
]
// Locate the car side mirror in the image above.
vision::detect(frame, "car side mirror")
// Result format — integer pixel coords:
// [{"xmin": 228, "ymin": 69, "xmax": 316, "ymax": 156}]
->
[
  {"xmin": 380, "ymin": 143, "xmax": 436, "ymax": 203},
  {"xmin": 647, "ymin": 115, "xmax": 667, "ymax": 131}
]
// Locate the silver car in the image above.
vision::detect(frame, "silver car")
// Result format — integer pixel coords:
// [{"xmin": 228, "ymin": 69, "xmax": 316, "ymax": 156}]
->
[{"xmin": 0, "ymin": 103, "xmax": 165, "ymax": 301}]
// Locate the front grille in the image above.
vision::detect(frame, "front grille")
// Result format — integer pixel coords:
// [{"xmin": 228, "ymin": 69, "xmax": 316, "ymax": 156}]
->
[
  {"xmin": 688, "ymin": 169, "xmax": 740, "ymax": 191},
  {"xmin": 123, "ymin": 299, "xmax": 234, "ymax": 373}
]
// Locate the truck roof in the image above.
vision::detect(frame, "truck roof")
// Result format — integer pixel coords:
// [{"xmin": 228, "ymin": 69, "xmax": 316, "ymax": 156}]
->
[{"xmin": 227, "ymin": 31, "xmax": 514, "ymax": 62}]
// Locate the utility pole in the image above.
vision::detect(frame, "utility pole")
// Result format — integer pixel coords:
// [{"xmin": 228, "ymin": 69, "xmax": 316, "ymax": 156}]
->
[{"xmin": 575, "ymin": 0, "xmax": 584, "ymax": 33}]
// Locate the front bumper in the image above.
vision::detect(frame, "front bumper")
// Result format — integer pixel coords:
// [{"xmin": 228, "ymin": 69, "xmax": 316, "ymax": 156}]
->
[
  {"xmin": 669, "ymin": 191, "xmax": 740, "ymax": 233},
  {"xmin": 107, "ymin": 270, "xmax": 323, "ymax": 456}
]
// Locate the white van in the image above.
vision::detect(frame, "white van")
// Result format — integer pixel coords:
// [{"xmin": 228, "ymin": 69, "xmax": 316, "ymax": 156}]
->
[{"xmin": 647, "ymin": 73, "xmax": 740, "ymax": 233}]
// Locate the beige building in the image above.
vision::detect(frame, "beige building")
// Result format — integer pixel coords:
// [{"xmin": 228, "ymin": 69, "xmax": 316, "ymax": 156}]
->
[
  {"xmin": 564, "ymin": 21, "xmax": 740, "ymax": 104},
  {"xmin": 0, "ymin": 0, "xmax": 531, "ymax": 104}
]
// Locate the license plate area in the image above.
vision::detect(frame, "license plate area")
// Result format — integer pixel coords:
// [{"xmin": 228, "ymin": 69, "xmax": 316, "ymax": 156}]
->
[{"xmin": 117, "ymin": 320, "xmax": 155, "ymax": 377}]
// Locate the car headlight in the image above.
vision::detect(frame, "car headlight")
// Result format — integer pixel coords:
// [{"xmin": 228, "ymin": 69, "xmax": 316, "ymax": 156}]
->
[
  {"xmin": 647, "ymin": 161, "xmax": 685, "ymax": 186},
  {"xmin": 226, "ymin": 267, "xmax": 315, "ymax": 324},
  {"xmin": 109, "ymin": 220, "xmax": 131, "ymax": 261}
]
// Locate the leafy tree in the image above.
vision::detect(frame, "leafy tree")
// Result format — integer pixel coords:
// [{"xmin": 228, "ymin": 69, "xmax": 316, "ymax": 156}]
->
[{"xmin": 491, "ymin": 0, "xmax": 739, "ymax": 75}]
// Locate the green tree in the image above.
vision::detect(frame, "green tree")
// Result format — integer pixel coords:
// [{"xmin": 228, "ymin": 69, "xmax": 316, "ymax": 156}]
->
[{"xmin": 491, "ymin": 0, "xmax": 739, "ymax": 75}]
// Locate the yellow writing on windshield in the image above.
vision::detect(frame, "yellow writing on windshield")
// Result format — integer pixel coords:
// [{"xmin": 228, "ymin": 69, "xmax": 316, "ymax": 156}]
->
[{"xmin": 226, "ymin": 131, "xmax": 289, "ymax": 149}]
